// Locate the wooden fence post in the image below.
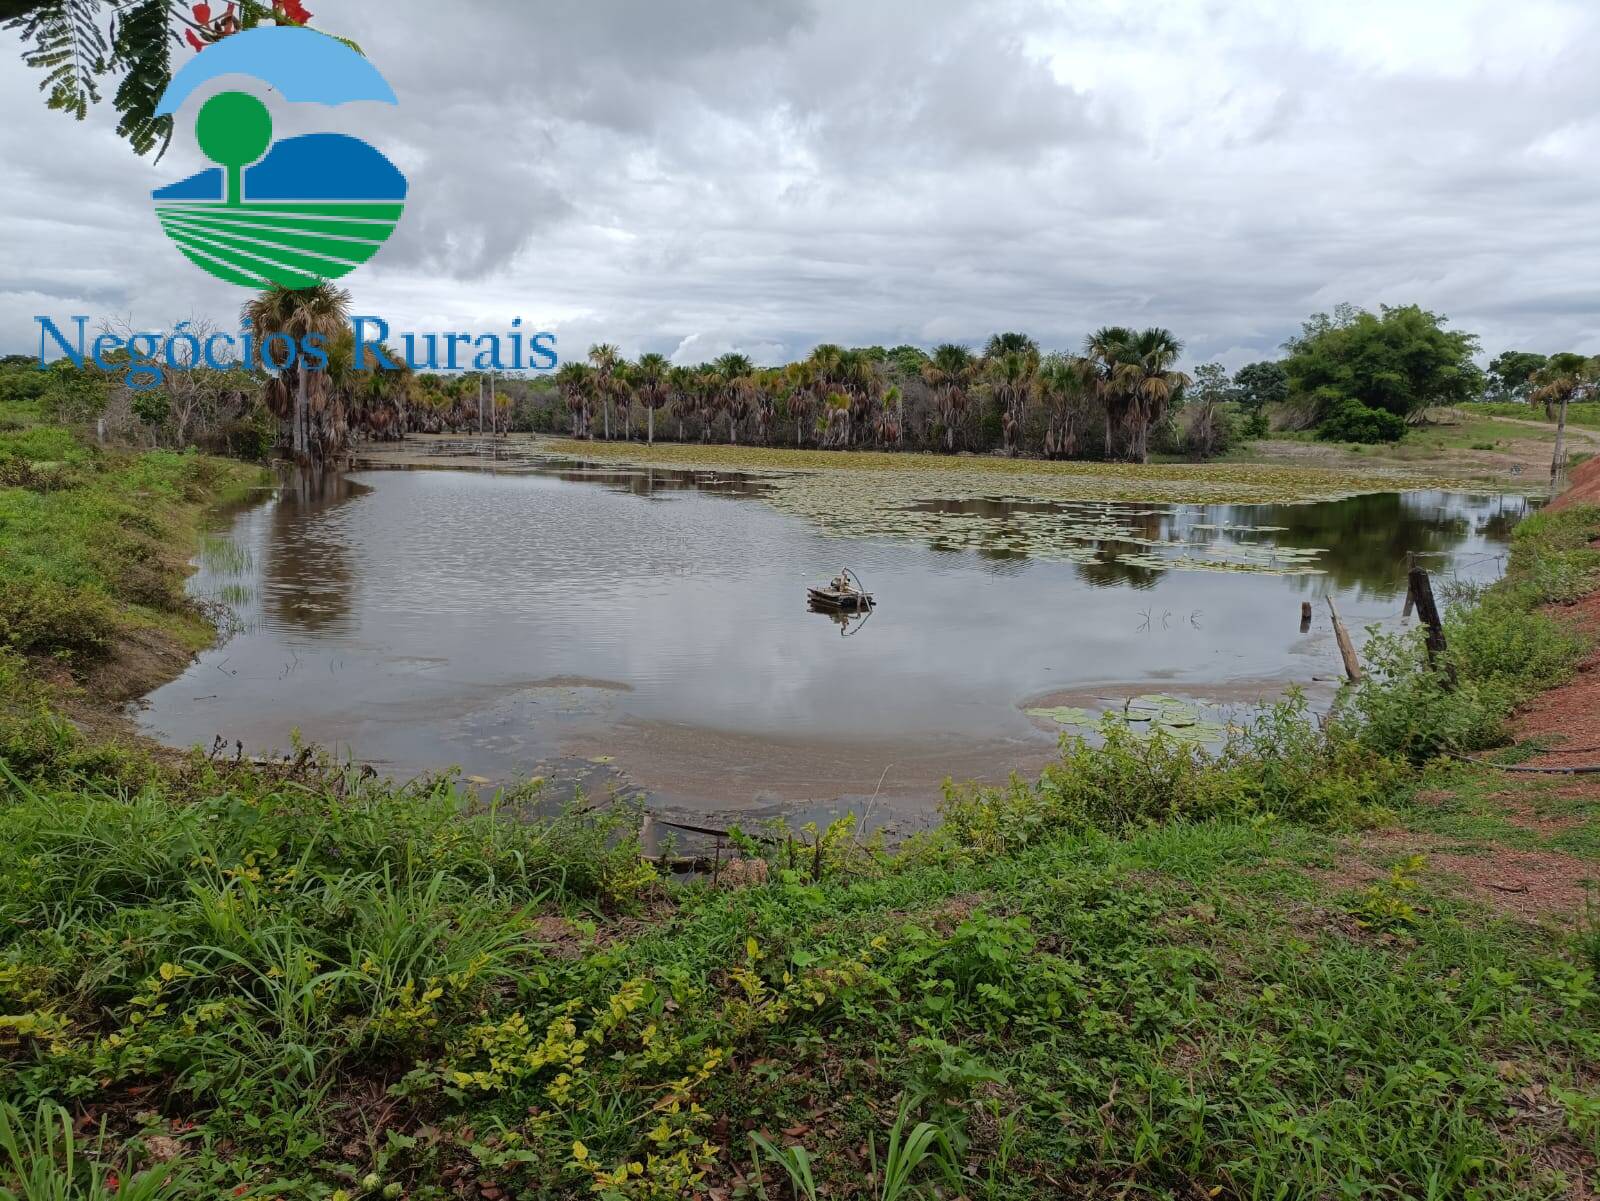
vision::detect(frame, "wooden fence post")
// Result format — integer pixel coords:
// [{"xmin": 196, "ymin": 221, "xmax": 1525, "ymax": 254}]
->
[{"xmin": 1407, "ymin": 566, "xmax": 1456, "ymax": 685}]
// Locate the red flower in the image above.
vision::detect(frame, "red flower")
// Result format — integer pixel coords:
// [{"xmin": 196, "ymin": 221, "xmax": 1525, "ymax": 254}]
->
[
  {"xmin": 192, "ymin": 2, "xmax": 211, "ymax": 22},
  {"xmin": 185, "ymin": 28, "xmax": 204, "ymax": 51},
  {"xmin": 107, "ymin": 1174, "xmax": 121, "ymax": 1192},
  {"xmin": 274, "ymin": 0, "xmax": 312, "ymax": 23}
]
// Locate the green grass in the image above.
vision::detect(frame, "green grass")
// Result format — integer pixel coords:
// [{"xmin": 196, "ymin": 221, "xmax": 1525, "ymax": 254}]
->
[
  {"xmin": 4, "ymin": 417, "xmax": 1600, "ymax": 1199},
  {"xmin": 1461, "ymin": 402, "xmax": 1600, "ymax": 429},
  {"xmin": 2, "ymin": 761, "xmax": 1596, "ymax": 1200},
  {"xmin": 0, "ymin": 412, "xmax": 261, "ymax": 664}
]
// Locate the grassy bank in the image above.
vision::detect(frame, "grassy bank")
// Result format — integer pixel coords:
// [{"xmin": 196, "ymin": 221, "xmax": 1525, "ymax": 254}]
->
[
  {"xmin": 4, "ymin": 420, "xmax": 1600, "ymax": 1200},
  {"xmin": 0, "ymin": 410, "xmax": 263, "ymax": 744},
  {"xmin": 1461, "ymin": 402, "xmax": 1600, "ymax": 429}
]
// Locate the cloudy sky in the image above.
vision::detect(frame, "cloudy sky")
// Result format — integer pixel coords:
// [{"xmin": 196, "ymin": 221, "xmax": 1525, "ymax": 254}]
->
[{"xmin": 4, "ymin": 0, "xmax": 1598, "ymax": 370}]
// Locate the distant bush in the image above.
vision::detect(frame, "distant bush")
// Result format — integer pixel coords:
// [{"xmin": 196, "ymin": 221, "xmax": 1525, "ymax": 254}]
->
[
  {"xmin": 1169, "ymin": 401, "xmax": 1244, "ymax": 459},
  {"xmin": 1317, "ymin": 398, "xmax": 1407, "ymax": 443}
]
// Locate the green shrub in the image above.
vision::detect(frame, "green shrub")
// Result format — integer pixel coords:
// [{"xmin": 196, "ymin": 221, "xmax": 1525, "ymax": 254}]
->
[
  {"xmin": 1337, "ymin": 627, "xmax": 1512, "ymax": 761},
  {"xmin": 0, "ymin": 576, "xmax": 118, "ymax": 659},
  {"xmin": 934, "ymin": 694, "xmax": 1402, "ymax": 856},
  {"xmin": 1317, "ymin": 398, "xmax": 1407, "ymax": 443},
  {"xmin": 1446, "ymin": 597, "xmax": 1585, "ymax": 695}
]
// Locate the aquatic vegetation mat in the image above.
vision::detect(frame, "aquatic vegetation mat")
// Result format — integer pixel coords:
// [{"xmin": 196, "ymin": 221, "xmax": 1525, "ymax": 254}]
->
[
  {"xmin": 379, "ymin": 437, "xmax": 1498, "ymax": 577},
  {"xmin": 537, "ymin": 443, "xmax": 1482, "ymax": 574}
]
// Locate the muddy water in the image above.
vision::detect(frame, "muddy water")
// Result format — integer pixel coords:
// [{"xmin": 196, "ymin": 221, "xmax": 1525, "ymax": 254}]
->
[{"xmin": 137, "ymin": 452, "xmax": 1527, "ymax": 828}]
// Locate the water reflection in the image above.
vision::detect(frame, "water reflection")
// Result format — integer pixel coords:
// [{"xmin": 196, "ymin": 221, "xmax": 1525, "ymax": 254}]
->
[
  {"xmin": 265, "ymin": 470, "xmax": 369, "ymax": 635},
  {"xmin": 140, "ymin": 457, "xmax": 1529, "ymax": 813}
]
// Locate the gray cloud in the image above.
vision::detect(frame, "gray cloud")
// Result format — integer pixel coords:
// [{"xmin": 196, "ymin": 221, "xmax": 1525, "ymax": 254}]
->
[{"xmin": 4, "ymin": 0, "xmax": 1600, "ymax": 369}]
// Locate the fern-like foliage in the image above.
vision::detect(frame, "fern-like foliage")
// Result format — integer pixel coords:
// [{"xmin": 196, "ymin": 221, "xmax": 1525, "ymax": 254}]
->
[
  {"xmin": 6, "ymin": 0, "xmax": 109, "ymax": 121},
  {"xmin": 109, "ymin": 0, "xmax": 173, "ymax": 157},
  {"xmin": 5, "ymin": 0, "xmax": 360, "ymax": 158}
]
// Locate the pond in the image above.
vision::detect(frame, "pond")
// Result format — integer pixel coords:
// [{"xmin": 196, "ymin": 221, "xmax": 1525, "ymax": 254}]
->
[{"xmin": 136, "ymin": 443, "xmax": 1528, "ymax": 831}]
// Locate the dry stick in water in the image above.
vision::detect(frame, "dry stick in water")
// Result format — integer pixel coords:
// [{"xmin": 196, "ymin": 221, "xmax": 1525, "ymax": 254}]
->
[{"xmin": 1326, "ymin": 597, "xmax": 1362, "ymax": 683}]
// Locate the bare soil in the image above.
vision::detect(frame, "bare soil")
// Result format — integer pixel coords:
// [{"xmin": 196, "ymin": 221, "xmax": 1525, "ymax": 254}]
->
[
  {"xmin": 1512, "ymin": 590, "xmax": 1600, "ymax": 769},
  {"xmin": 1550, "ymin": 454, "xmax": 1600, "ymax": 511},
  {"xmin": 1315, "ymin": 829, "xmax": 1597, "ymax": 923}
]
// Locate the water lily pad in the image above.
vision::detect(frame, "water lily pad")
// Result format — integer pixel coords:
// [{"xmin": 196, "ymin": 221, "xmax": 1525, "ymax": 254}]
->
[{"xmin": 1025, "ymin": 706, "xmax": 1095, "ymax": 728}]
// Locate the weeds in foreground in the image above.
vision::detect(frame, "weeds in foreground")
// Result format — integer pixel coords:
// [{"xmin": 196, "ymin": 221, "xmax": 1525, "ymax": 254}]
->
[
  {"xmin": 0, "ymin": 1100, "xmax": 187, "ymax": 1200},
  {"xmin": 868, "ymin": 1100, "xmax": 962, "ymax": 1201},
  {"xmin": 748, "ymin": 1133, "xmax": 818, "ymax": 1201},
  {"xmin": 1353, "ymin": 853, "xmax": 1427, "ymax": 930}
]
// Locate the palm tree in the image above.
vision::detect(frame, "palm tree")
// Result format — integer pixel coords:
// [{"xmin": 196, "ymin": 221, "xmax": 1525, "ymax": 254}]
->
[
  {"xmin": 1531, "ymin": 354, "xmax": 1600, "ymax": 489},
  {"xmin": 820, "ymin": 391, "xmax": 852, "ymax": 447},
  {"xmin": 243, "ymin": 282, "xmax": 350, "ymax": 464},
  {"xmin": 1037, "ymin": 354, "xmax": 1094, "ymax": 459},
  {"xmin": 692, "ymin": 366, "xmax": 719, "ymax": 442},
  {"xmin": 1115, "ymin": 328, "xmax": 1190, "ymax": 464},
  {"xmin": 588, "ymin": 343, "xmax": 623, "ymax": 439},
  {"xmin": 713, "ymin": 353, "xmax": 754, "ymax": 444},
  {"xmin": 666, "ymin": 364, "xmax": 697, "ymax": 441},
  {"xmin": 632, "ymin": 352, "xmax": 670, "ymax": 444},
  {"xmin": 784, "ymin": 360, "xmax": 819, "ymax": 446},
  {"xmin": 982, "ymin": 332, "xmax": 1040, "ymax": 455},
  {"xmin": 874, "ymin": 385, "xmax": 903, "ymax": 447},
  {"xmin": 922, "ymin": 343, "xmax": 976, "ymax": 452},
  {"xmin": 752, "ymin": 368, "xmax": 784, "ymax": 445},
  {"xmin": 838, "ymin": 349, "xmax": 884, "ymax": 447},
  {"xmin": 1084, "ymin": 325, "xmax": 1136, "ymax": 460},
  {"xmin": 556, "ymin": 362, "xmax": 593, "ymax": 437}
]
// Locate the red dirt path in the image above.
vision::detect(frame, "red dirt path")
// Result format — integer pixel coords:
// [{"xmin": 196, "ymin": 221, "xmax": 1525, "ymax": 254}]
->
[{"xmin": 1513, "ymin": 589, "xmax": 1600, "ymax": 769}]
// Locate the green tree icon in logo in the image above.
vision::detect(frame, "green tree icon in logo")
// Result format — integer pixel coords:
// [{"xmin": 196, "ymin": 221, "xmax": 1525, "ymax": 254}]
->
[{"xmin": 195, "ymin": 91, "xmax": 272, "ymax": 207}]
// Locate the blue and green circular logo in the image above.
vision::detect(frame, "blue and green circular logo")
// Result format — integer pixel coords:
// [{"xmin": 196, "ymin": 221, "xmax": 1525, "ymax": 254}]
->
[{"xmin": 150, "ymin": 26, "xmax": 407, "ymax": 289}]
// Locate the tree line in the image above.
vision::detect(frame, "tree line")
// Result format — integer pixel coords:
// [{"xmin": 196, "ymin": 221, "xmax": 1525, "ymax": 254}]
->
[{"xmin": 7, "ymin": 287, "xmax": 1595, "ymax": 467}]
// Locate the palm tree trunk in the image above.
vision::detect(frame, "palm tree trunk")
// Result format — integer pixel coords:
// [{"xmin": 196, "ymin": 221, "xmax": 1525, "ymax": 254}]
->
[
  {"xmin": 603, "ymin": 398, "xmax": 611, "ymax": 440},
  {"xmin": 647, "ymin": 406, "xmax": 655, "ymax": 445},
  {"xmin": 293, "ymin": 370, "xmax": 308, "ymax": 461},
  {"xmin": 1552, "ymin": 394, "xmax": 1569, "ymax": 491}
]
